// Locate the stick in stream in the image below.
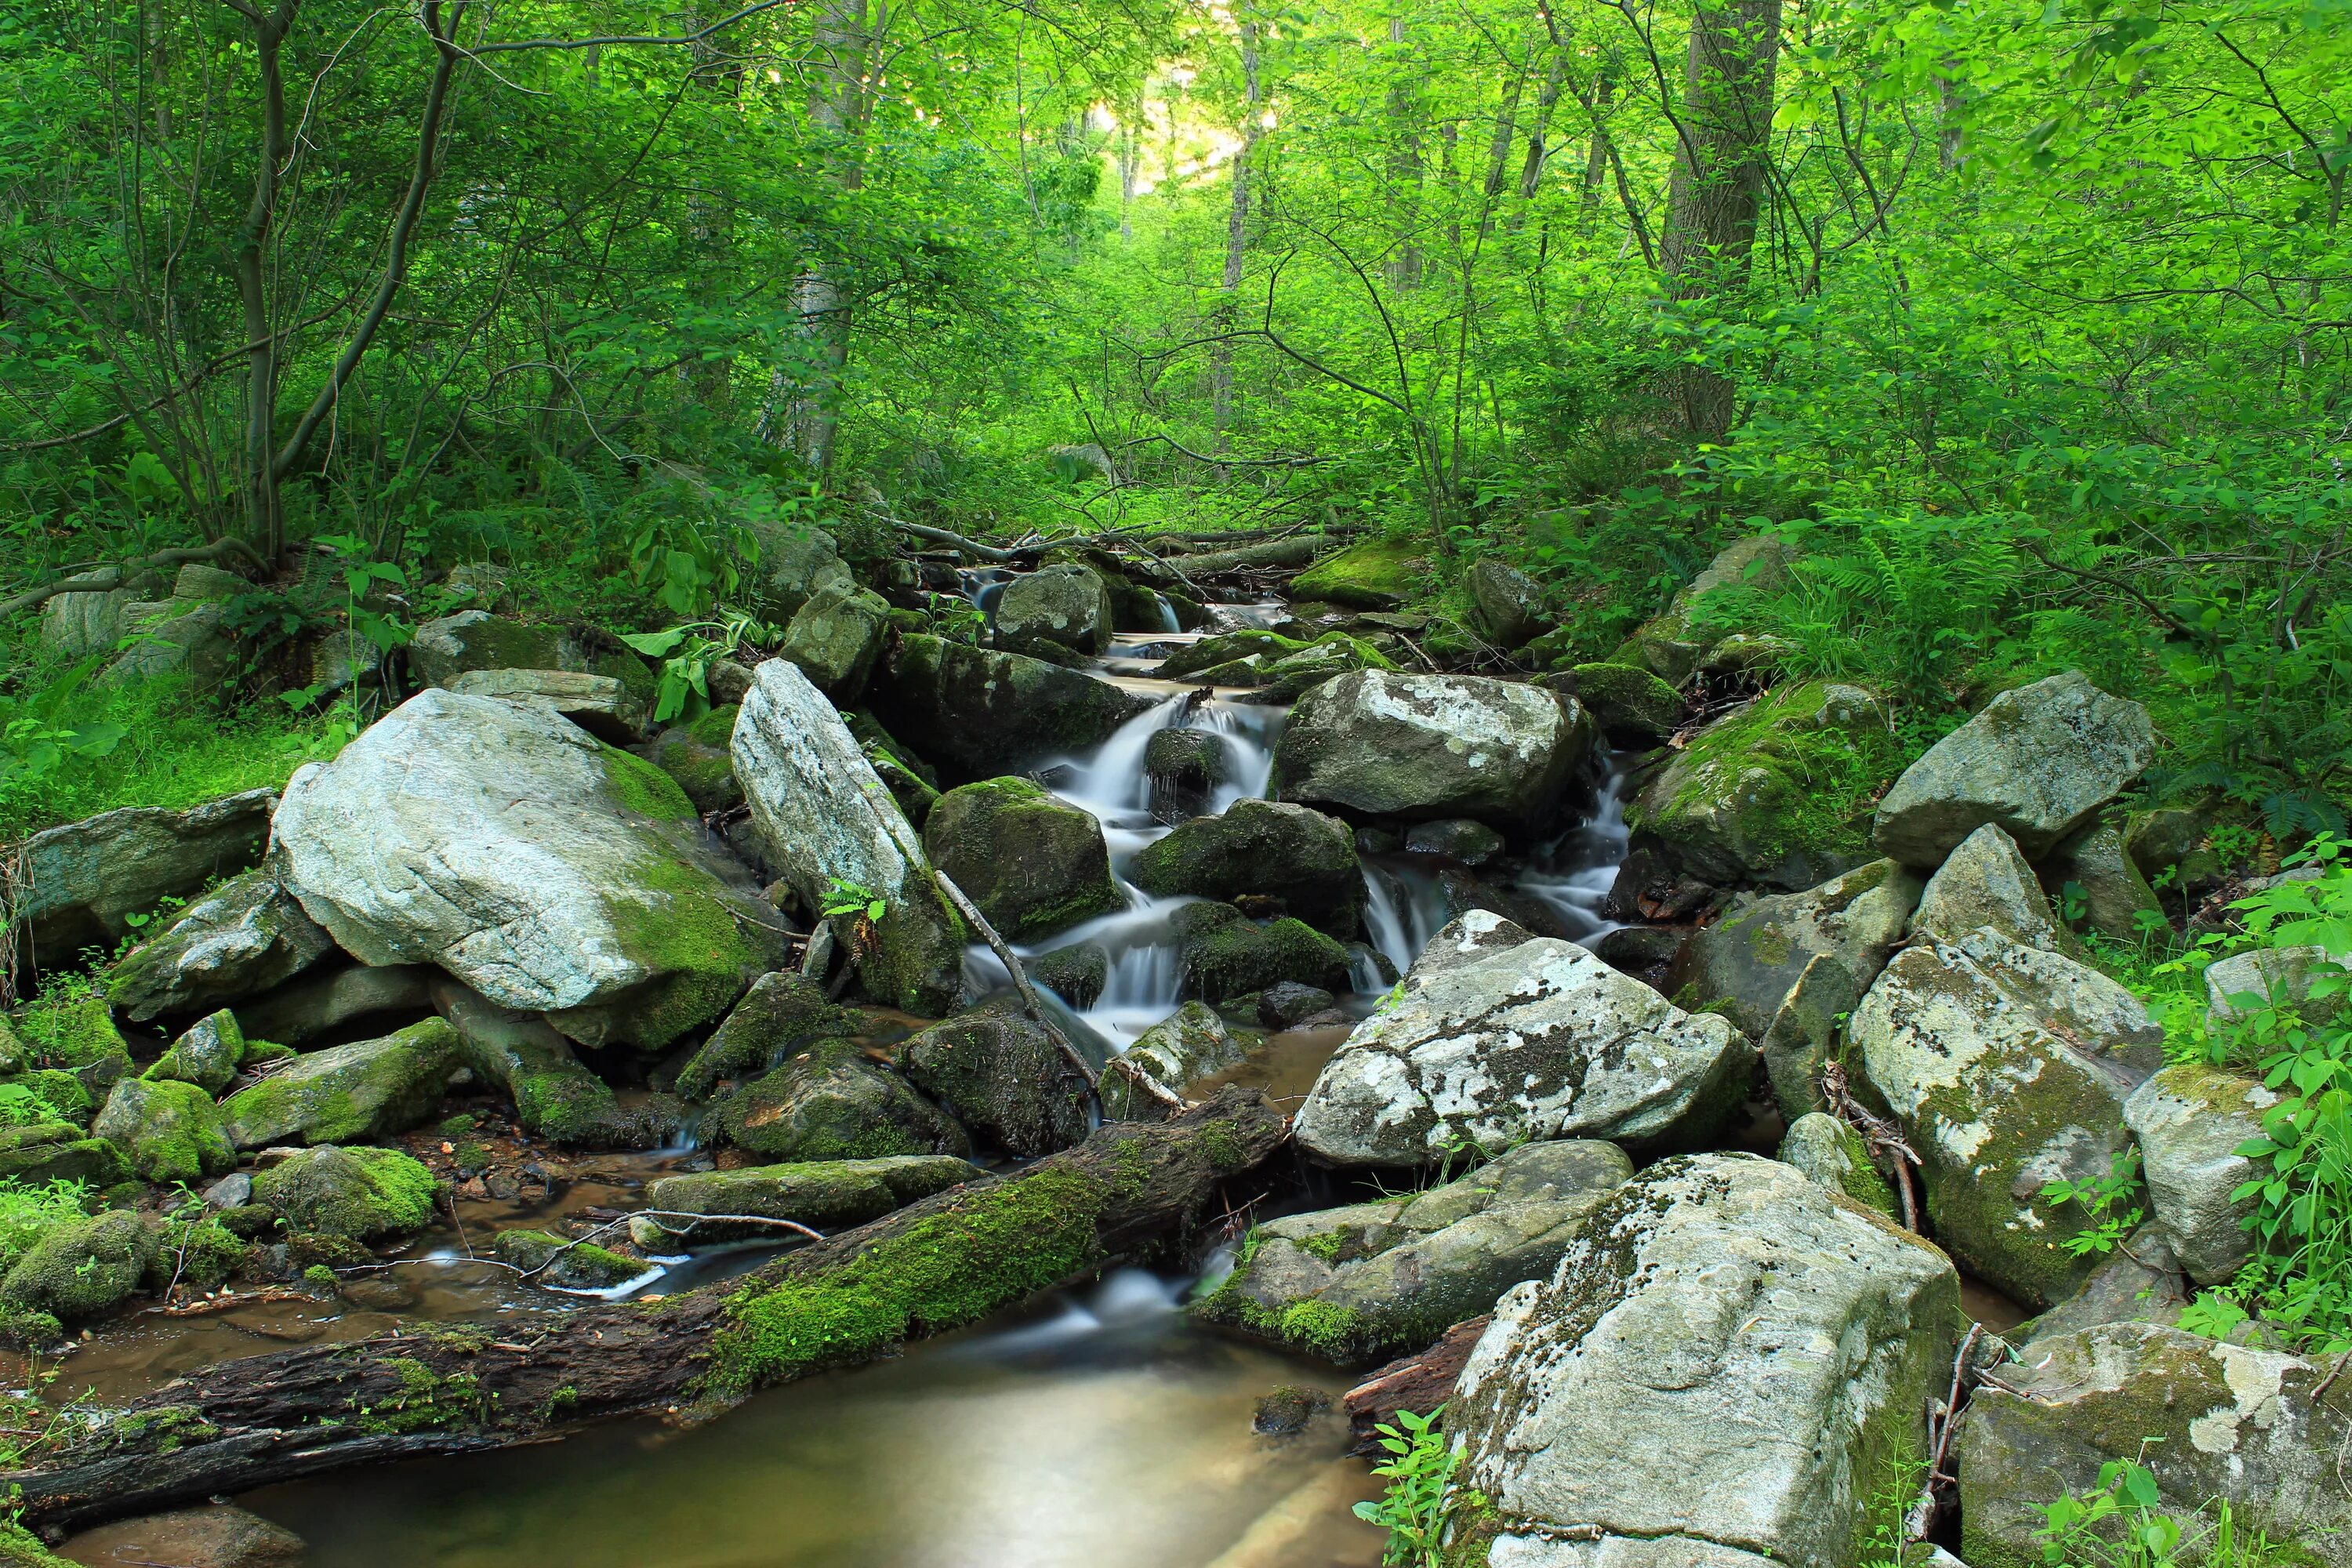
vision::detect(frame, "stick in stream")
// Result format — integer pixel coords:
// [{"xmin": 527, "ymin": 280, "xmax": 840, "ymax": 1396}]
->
[{"xmin": 5, "ymin": 1090, "xmax": 1290, "ymax": 1530}]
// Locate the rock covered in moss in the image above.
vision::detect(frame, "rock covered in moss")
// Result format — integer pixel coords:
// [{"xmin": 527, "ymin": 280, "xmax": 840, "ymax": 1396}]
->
[
  {"xmin": 492, "ymin": 1228, "xmax": 647, "ymax": 1290},
  {"xmin": 1561, "ymin": 662, "xmax": 1683, "ymax": 744},
  {"xmin": 1156, "ymin": 630, "xmax": 1308, "ymax": 681},
  {"xmin": 673, "ymin": 971, "xmax": 854, "ymax": 1102},
  {"xmin": 1957, "ymin": 1323, "xmax": 2352, "ymax": 1568},
  {"xmin": 1130, "ymin": 799, "xmax": 1361, "ymax": 933},
  {"xmin": 1664, "ymin": 858, "xmax": 1922, "ymax": 1040},
  {"xmin": 780, "ymin": 581, "xmax": 893, "ymax": 702},
  {"xmin": 899, "ymin": 999, "xmax": 1092, "ymax": 1157},
  {"xmin": 1276, "ymin": 670, "xmax": 1595, "ymax": 833},
  {"xmin": 430, "ymin": 979, "xmax": 650, "ymax": 1145},
  {"xmin": 0, "ymin": 1208, "xmax": 155, "ymax": 1322},
  {"xmin": 645, "ymin": 703, "xmax": 743, "ymax": 815},
  {"xmin": 218, "ymin": 1018, "xmax": 461, "ymax": 1149},
  {"xmin": 1030, "ymin": 943, "xmax": 1109, "ymax": 1009},
  {"xmin": 1777, "ymin": 1112, "xmax": 1899, "ymax": 1219},
  {"xmin": 1853, "ymin": 929, "xmax": 2162, "ymax": 1308},
  {"xmin": 2123, "ymin": 1063, "xmax": 2281, "ymax": 1284},
  {"xmin": 1911, "ymin": 822, "xmax": 2063, "ymax": 950},
  {"xmin": 868, "ymin": 634, "xmax": 1156, "ymax": 779},
  {"xmin": 1874, "ymin": 670, "xmax": 2156, "ymax": 867},
  {"xmin": 13, "ymin": 981, "xmax": 132, "ymax": 1091},
  {"xmin": 1467, "ymin": 557, "xmax": 1545, "ymax": 648},
  {"xmin": 250, "ymin": 1144, "xmax": 438, "ymax": 1240},
  {"xmin": 639, "ymin": 1152, "xmax": 986, "ymax": 1244},
  {"xmin": 733, "ymin": 659, "xmax": 967, "ymax": 1015},
  {"xmin": 1625, "ymin": 680, "xmax": 1901, "ymax": 891},
  {"xmin": 0, "ymin": 1123, "xmax": 129, "ymax": 1186},
  {"xmin": 1401, "ymin": 818, "xmax": 1504, "ymax": 866},
  {"xmin": 922, "ymin": 777, "xmax": 1122, "ymax": 941},
  {"xmin": 1171, "ymin": 903, "xmax": 1352, "ymax": 1004},
  {"xmin": 1612, "ymin": 536, "xmax": 1791, "ymax": 685},
  {"xmin": 275, "ymin": 688, "xmax": 780, "ymax": 1049},
  {"xmin": 1451, "ymin": 1152, "xmax": 1957, "ymax": 1568},
  {"xmin": 103, "ymin": 867, "xmax": 334, "ymax": 1023},
  {"xmin": 1100, "ymin": 1002, "xmax": 1245, "ymax": 1120},
  {"xmin": 994, "ymin": 564, "xmax": 1115, "ymax": 659},
  {"xmin": 14, "ymin": 788, "xmax": 276, "ymax": 960},
  {"xmin": 743, "ymin": 517, "xmax": 856, "ymax": 621},
  {"xmin": 710, "ymin": 1036, "xmax": 970, "ymax": 1163},
  {"xmin": 144, "ymin": 1009, "xmax": 246, "ymax": 1096},
  {"xmin": 1195, "ymin": 1139, "xmax": 1631, "ymax": 1366},
  {"xmin": 93, "ymin": 1076, "xmax": 234, "ymax": 1184},
  {"xmin": 1289, "ymin": 537, "xmax": 1428, "ymax": 610},
  {"xmin": 1297, "ymin": 935, "xmax": 1751, "ymax": 1165}
]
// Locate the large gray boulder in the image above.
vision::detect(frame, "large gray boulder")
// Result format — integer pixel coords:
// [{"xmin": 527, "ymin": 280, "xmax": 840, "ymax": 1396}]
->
[
  {"xmin": 1853, "ymin": 929, "xmax": 2162, "ymax": 1308},
  {"xmin": 868, "ymin": 634, "xmax": 1156, "ymax": 778},
  {"xmin": 1873, "ymin": 671, "xmax": 2155, "ymax": 866},
  {"xmin": 1662, "ymin": 858, "xmax": 1921, "ymax": 1040},
  {"xmin": 1128, "ymin": 798, "xmax": 1362, "ymax": 934},
  {"xmin": 733, "ymin": 659, "xmax": 966, "ymax": 1014},
  {"xmin": 1908, "ymin": 822, "xmax": 2062, "ymax": 950},
  {"xmin": 921, "ymin": 777, "xmax": 1121, "ymax": 942},
  {"xmin": 103, "ymin": 865, "xmax": 335, "ymax": 1022},
  {"xmin": 1294, "ymin": 935, "xmax": 1751, "ymax": 1165},
  {"xmin": 1468, "ymin": 557, "xmax": 1545, "ymax": 649},
  {"xmin": 994, "ymin": 564, "xmax": 1115, "ymax": 659},
  {"xmin": 274, "ymin": 688, "xmax": 780, "ymax": 1049},
  {"xmin": 2123, "ymin": 1063, "xmax": 2281, "ymax": 1284},
  {"xmin": 1450, "ymin": 1153, "xmax": 1958, "ymax": 1568},
  {"xmin": 1194, "ymin": 1138, "xmax": 1631, "ymax": 1365},
  {"xmin": 1274, "ymin": 670, "xmax": 1595, "ymax": 833},
  {"xmin": 39, "ymin": 574, "xmax": 130, "ymax": 655},
  {"xmin": 1958, "ymin": 1323, "xmax": 2352, "ymax": 1568},
  {"xmin": 15, "ymin": 789, "xmax": 274, "ymax": 962},
  {"xmin": 1406, "ymin": 910, "xmax": 1535, "ymax": 981},
  {"xmin": 779, "ymin": 582, "xmax": 892, "ymax": 702}
]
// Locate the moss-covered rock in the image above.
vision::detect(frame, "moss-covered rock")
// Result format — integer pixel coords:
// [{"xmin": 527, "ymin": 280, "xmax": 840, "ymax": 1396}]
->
[
  {"xmin": 1624, "ymin": 679, "xmax": 1902, "ymax": 891},
  {"xmin": 673, "ymin": 971, "xmax": 857, "ymax": 1102},
  {"xmin": 144, "ymin": 1008, "xmax": 245, "ymax": 1096},
  {"xmin": 780, "ymin": 582, "xmax": 893, "ymax": 702},
  {"xmin": 0, "ymin": 1208, "xmax": 155, "ymax": 1322},
  {"xmin": 2122, "ymin": 1063, "xmax": 2281, "ymax": 1286},
  {"xmin": 1661, "ymin": 858, "xmax": 1922, "ymax": 1042},
  {"xmin": 1157, "ymin": 630, "xmax": 1312, "ymax": 681},
  {"xmin": 1290, "ymin": 537, "xmax": 1428, "ymax": 610},
  {"xmin": 1777, "ymin": 1112, "xmax": 1900, "ymax": 1219},
  {"xmin": 868, "ymin": 634, "xmax": 1156, "ymax": 779},
  {"xmin": 2042, "ymin": 818, "xmax": 2165, "ymax": 944},
  {"xmin": 645, "ymin": 703, "xmax": 744, "ymax": 815},
  {"xmin": 143, "ymin": 1215, "xmax": 248, "ymax": 1293},
  {"xmin": 13, "ymin": 979, "xmax": 132, "ymax": 1091},
  {"xmin": 14, "ymin": 788, "xmax": 276, "ymax": 961},
  {"xmin": 922, "ymin": 776, "xmax": 1123, "ymax": 941},
  {"xmin": 1171, "ymin": 903, "xmax": 1352, "ymax": 1004},
  {"xmin": 1129, "ymin": 799, "xmax": 1362, "ymax": 935},
  {"xmin": 492, "ymin": 1228, "xmax": 647, "ymax": 1290},
  {"xmin": 0, "ymin": 1122, "xmax": 129, "ymax": 1186},
  {"xmin": 710, "ymin": 1036, "xmax": 971, "ymax": 1163},
  {"xmin": 846, "ymin": 711, "xmax": 942, "ymax": 829},
  {"xmin": 1467, "ymin": 557, "xmax": 1546, "ymax": 648},
  {"xmin": 92, "ymin": 1076, "xmax": 234, "ymax": 1185},
  {"xmin": 1100, "ymin": 1002, "xmax": 1244, "ymax": 1120},
  {"xmin": 1563, "ymin": 662, "xmax": 1683, "ymax": 744},
  {"xmin": 434, "ymin": 982, "xmax": 649, "ymax": 1145},
  {"xmin": 640, "ymin": 1152, "xmax": 987, "ymax": 1244},
  {"xmin": 994, "ymin": 564, "xmax": 1115, "ymax": 659},
  {"xmin": 1612, "ymin": 535, "xmax": 1791, "ymax": 684},
  {"xmin": 899, "ymin": 999, "xmax": 1091, "ymax": 1157},
  {"xmin": 0, "ymin": 1071, "xmax": 93, "ymax": 1128},
  {"xmin": 103, "ymin": 866, "xmax": 336, "ymax": 1023},
  {"xmin": 218, "ymin": 1018, "xmax": 461, "ymax": 1149},
  {"xmin": 1030, "ymin": 942, "xmax": 1109, "ymax": 1009},
  {"xmin": 250, "ymin": 1144, "xmax": 440, "ymax": 1240}
]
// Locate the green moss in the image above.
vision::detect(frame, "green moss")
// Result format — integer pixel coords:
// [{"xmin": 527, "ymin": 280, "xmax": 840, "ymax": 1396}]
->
[
  {"xmin": 0, "ymin": 1073, "xmax": 93, "ymax": 1127},
  {"xmin": 144, "ymin": 1217, "xmax": 246, "ymax": 1293},
  {"xmin": 1172, "ymin": 905, "xmax": 1351, "ymax": 1004},
  {"xmin": 705, "ymin": 1164, "xmax": 1106, "ymax": 1396},
  {"xmin": 1299, "ymin": 1229, "xmax": 1348, "ymax": 1263},
  {"xmin": 15, "ymin": 977, "xmax": 132, "ymax": 1088},
  {"xmin": 252, "ymin": 1145, "xmax": 441, "ymax": 1240},
  {"xmin": 350, "ymin": 1356, "xmax": 486, "ymax": 1435},
  {"xmin": 1290, "ymin": 538, "xmax": 1428, "ymax": 608},
  {"xmin": 241, "ymin": 1039, "xmax": 294, "ymax": 1067},
  {"xmin": 0, "ymin": 1207, "xmax": 154, "ymax": 1320},
  {"xmin": 100, "ymin": 1076, "xmax": 234, "ymax": 1184},
  {"xmin": 0, "ymin": 1518, "xmax": 78, "ymax": 1567},
  {"xmin": 684, "ymin": 702, "xmax": 740, "ymax": 747},
  {"xmin": 0, "ymin": 1301, "xmax": 62, "ymax": 1352},
  {"xmin": 511, "ymin": 1062, "xmax": 623, "ymax": 1144},
  {"xmin": 599, "ymin": 851, "xmax": 768, "ymax": 1048},
  {"xmin": 601, "ymin": 743, "xmax": 699, "ymax": 822}
]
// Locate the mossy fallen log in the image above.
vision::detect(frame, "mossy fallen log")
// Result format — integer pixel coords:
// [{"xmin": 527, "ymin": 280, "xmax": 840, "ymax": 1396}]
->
[{"xmin": 7, "ymin": 1089, "xmax": 1289, "ymax": 1531}]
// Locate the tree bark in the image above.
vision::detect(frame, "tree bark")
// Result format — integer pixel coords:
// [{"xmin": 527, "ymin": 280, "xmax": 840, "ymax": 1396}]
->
[
  {"xmin": 6, "ymin": 1091, "xmax": 1290, "ymax": 1532},
  {"xmin": 1385, "ymin": 18, "xmax": 1422, "ymax": 290},
  {"xmin": 232, "ymin": 2, "xmax": 300, "ymax": 558},
  {"xmin": 1208, "ymin": 18, "xmax": 1263, "ymax": 465},
  {"xmin": 1657, "ymin": 0, "xmax": 1783, "ymax": 444},
  {"xmin": 775, "ymin": 0, "xmax": 873, "ymax": 474}
]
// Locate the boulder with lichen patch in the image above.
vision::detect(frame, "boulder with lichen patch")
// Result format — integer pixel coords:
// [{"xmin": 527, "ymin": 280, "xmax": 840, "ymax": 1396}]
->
[
  {"xmin": 1129, "ymin": 799, "xmax": 1361, "ymax": 935},
  {"xmin": 1468, "ymin": 557, "xmax": 1545, "ymax": 649},
  {"xmin": 1873, "ymin": 671, "xmax": 2155, "ymax": 867},
  {"xmin": 103, "ymin": 867, "xmax": 334, "ymax": 1023},
  {"xmin": 1910, "ymin": 822, "xmax": 2063, "ymax": 950},
  {"xmin": 922, "ymin": 777, "xmax": 1122, "ymax": 942},
  {"xmin": 780, "ymin": 582, "xmax": 893, "ymax": 702},
  {"xmin": 2123, "ymin": 1063, "xmax": 2281, "ymax": 1285},
  {"xmin": 249, "ymin": 1144, "xmax": 440, "ymax": 1240},
  {"xmin": 1295, "ymin": 935, "xmax": 1751, "ymax": 1165},
  {"xmin": 1853, "ymin": 928, "xmax": 2161, "ymax": 1308},
  {"xmin": 899, "ymin": 998, "xmax": 1092, "ymax": 1157},
  {"xmin": 1662, "ymin": 858, "xmax": 1921, "ymax": 1042},
  {"xmin": 92, "ymin": 1076, "xmax": 234, "ymax": 1184},
  {"xmin": 1099, "ymin": 1002, "xmax": 1244, "ymax": 1120},
  {"xmin": 708, "ymin": 1037, "xmax": 970, "ymax": 1163},
  {"xmin": 274, "ymin": 688, "xmax": 781, "ymax": 1049},
  {"xmin": 994, "ymin": 564, "xmax": 1115, "ymax": 659},
  {"xmin": 15, "ymin": 789, "xmax": 277, "ymax": 961},
  {"xmin": 218, "ymin": 1018, "xmax": 463, "ymax": 1149}
]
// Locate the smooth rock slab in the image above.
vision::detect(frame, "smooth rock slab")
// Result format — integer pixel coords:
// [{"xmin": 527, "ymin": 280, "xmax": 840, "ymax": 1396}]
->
[
  {"xmin": 1451, "ymin": 1153, "xmax": 1957, "ymax": 1568},
  {"xmin": 1873, "ymin": 670, "xmax": 2154, "ymax": 866},
  {"xmin": 1294, "ymin": 935, "xmax": 1751, "ymax": 1165},
  {"xmin": 58, "ymin": 1502, "xmax": 305, "ymax": 1568},
  {"xmin": 1909, "ymin": 822, "xmax": 2062, "ymax": 950},
  {"xmin": 2123, "ymin": 1063, "xmax": 2281, "ymax": 1284},
  {"xmin": 16, "ymin": 789, "xmax": 275, "ymax": 962},
  {"xmin": 274, "ymin": 688, "xmax": 779, "ymax": 1048}
]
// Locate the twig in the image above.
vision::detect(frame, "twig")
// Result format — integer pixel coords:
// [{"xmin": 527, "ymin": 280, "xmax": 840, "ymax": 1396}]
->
[
  {"xmin": 1904, "ymin": 1321, "xmax": 1984, "ymax": 1541},
  {"xmin": 1822, "ymin": 1060, "xmax": 1922, "ymax": 1232},
  {"xmin": 931, "ymin": 869, "xmax": 1105, "ymax": 1111}
]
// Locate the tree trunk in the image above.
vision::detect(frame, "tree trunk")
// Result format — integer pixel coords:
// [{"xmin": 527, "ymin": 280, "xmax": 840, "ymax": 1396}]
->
[
  {"xmin": 778, "ymin": 0, "xmax": 872, "ymax": 474},
  {"xmin": 1657, "ymin": 0, "xmax": 1783, "ymax": 444},
  {"xmin": 5, "ymin": 1091, "xmax": 1290, "ymax": 1533},
  {"xmin": 1385, "ymin": 18, "xmax": 1422, "ymax": 290},
  {"xmin": 1207, "ymin": 19, "xmax": 1263, "ymax": 464},
  {"xmin": 234, "ymin": 4, "xmax": 299, "ymax": 558}
]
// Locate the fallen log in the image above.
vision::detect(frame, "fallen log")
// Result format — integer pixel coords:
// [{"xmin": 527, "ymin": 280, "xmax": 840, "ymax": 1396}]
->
[
  {"xmin": 1168, "ymin": 537, "xmax": 1323, "ymax": 575},
  {"xmin": 7, "ymin": 1090, "xmax": 1290, "ymax": 1531},
  {"xmin": 1342, "ymin": 1315, "xmax": 1490, "ymax": 1454}
]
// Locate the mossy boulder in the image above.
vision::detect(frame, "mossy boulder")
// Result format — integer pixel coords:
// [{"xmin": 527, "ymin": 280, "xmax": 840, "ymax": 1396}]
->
[
  {"xmin": 1030, "ymin": 943, "xmax": 1109, "ymax": 1010},
  {"xmin": 274, "ymin": 688, "xmax": 782, "ymax": 1049},
  {"xmin": 1157, "ymin": 630, "xmax": 1311, "ymax": 681},
  {"xmin": 0, "ymin": 1072, "xmax": 93, "ymax": 1129},
  {"xmin": 899, "ymin": 999, "xmax": 1091, "ymax": 1158},
  {"xmin": 1171, "ymin": 903, "xmax": 1352, "ymax": 1005},
  {"xmin": 103, "ymin": 867, "xmax": 335, "ymax": 1023},
  {"xmin": 14, "ymin": 787, "xmax": 275, "ymax": 960},
  {"xmin": 1563, "ymin": 662, "xmax": 1683, "ymax": 745},
  {"xmin": 0, "ymin": 1123, "xmax": 129, "ymax": 1186},
  {"xmin": 433, "ymin": 983, "xmax": 646, "ymax": 1145},
  {"xmin": 1624, "ymin": 679, "xmax": 1902, "ymax": 891},
  {"xmin": 1101, "ymin": 1002, "xmax": 1244, "ymax": 1120},
  {"xmin": 1662, "ymin": 858, "xmax": 1922, "ymax": 1042},
  {"xmin": 407, "ymin": 610, "xmax": 654, "ymax": 699},
  {"xmin": 639, "ymin": 1152, "xmax": 986, "ymax": 1244},
  {"xmin": 1290, "ymin": 537, "xmax": 1428, "ymax": 610},
  {"xmin": 1911, "ymin": 822, "xmax": 2064, "ymax": 950},
  {"xmin": 1467, "ymin": 557, "xmax": 1546, "ymax": 648},
  {"xmin": 218, "ymin": 1018, "xmax": 462, "ymax": 1149},
  {"xmin": 492, "ymin": 1229, "xmax": 647, "ymax": 1290},
  {"xmin": 994, "ymin": 564, "xmax": 1115, "ymax": 659},
  {"xmin": 1853, "ymin": 928, "xmax": 2163, "ymax": 1308},
  {"xmin": 742, "ymin": 517, "xmax": 855, "ymax": 621},
  {"xmin": 846, "ymin": 711, "xmax": 942, "ymax": 829},
  {"xmin": 0, "ymin": 1208, "xmax": 155, "ymax": 1322},
  {"xmin": 249, "ymin": 1144, "xmax": 440, "ymax": 1240},
  {"xmin": 1194, "ymin": 1139, "xmax": 1632, "ymax": 1366},
  {"xmin": 13, "ymin": 981, "xmax": 133, "ymax": 1092},
  {"xmin": 868, "ymin": 634, "xmax": 1156, "ymax": 779},
  {"xmin": 645, "ymin": 703, "xmax": 744, "ymax": 815},
  {"xmin": 1777, "ymin": 1111, "xmax": 1899, "ymax": 1219},
  {"xmin": 1612, "ymin": 535, "xmax": 1791, "ymax": 684},
  {"xmin": 144, "ymin": 1009, "xmax": 246, "ymax": 1096},
  {"xmin": 709, "ymin": 1036, "xmax": 971, "ymax": 1163},
  {"xmin": 673, "ymin": 971, "xmax": 856, "ymax": 1102},
  {"xmin": 1129, "ymin": 799, "xmax": 1362, "ymax": 935},
  {"xmin": 780, "ymin": 582, "xmax": 893, "ymax": 702},
  {"xmin": 92, "ymin": 1076, "xmax": 234, "ymax": 1185},
  {"xmin": 922, "ymin": 777, "xmax": 1122, "ymax": 941}
]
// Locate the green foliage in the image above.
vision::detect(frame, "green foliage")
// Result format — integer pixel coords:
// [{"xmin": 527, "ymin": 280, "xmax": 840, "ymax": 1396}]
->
[
  {"xmin": 619, "ymin": 610, "xmax": 779, "ymax": 725},
  {"xmin": 2042, "ymin": 1148, "xmax": 2147, "ymax": 1260},
  {"xmin": 822, "ymin": 877, "xmax": 888, "ymax": 924},
  {"xmin": 0, "ymin": 1177, "xmax": 90, "ymax": 1276},
  {"xmin": 2032, "ymin": 1459, "xmax": 2280, "ymax": 1568},
  {"xmin": 1352, "ymin": 1406, "xmax": 1483, "ymax": 1568}
]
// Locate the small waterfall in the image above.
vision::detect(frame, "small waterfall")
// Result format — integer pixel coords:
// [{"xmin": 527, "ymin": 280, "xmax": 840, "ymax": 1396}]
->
[
  {"xmin": 1151, "ymin": 593, "xmax": 1181, "ymax": 632},
  {"xmin": 1361, "ymin": 860, "xmax": 1447, "ymax": 978},
  {"xmin": 1514, "ymin": 764, "xmax": 1633, "ymax": 943},
  {"xmin": 1049, "ymin": 693, "xmax": 1192, "ymax": 826}
]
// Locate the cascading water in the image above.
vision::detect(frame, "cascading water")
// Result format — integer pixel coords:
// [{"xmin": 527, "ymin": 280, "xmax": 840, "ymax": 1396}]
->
[{"xmin": 1515, "ymin": 763, "xmax": 1633, "ymax": 942}]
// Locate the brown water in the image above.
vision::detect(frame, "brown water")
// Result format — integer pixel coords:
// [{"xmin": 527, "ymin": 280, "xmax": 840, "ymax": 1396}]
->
[{"xmin": 243, "ymin": 1275, "xmax": 1388, "ymax": 1568}]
